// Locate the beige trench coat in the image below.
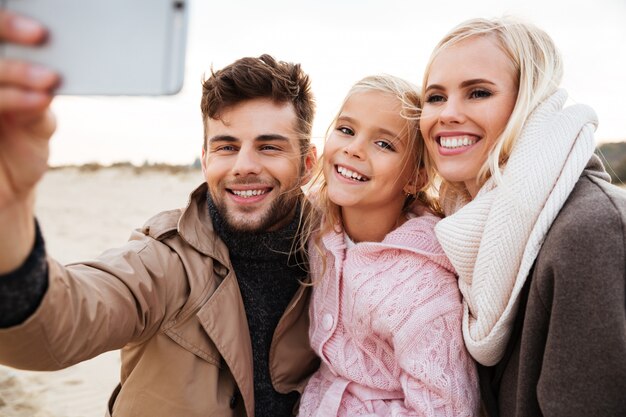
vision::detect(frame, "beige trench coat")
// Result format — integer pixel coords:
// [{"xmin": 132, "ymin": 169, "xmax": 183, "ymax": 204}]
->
[{"xmin": 0, "ymin": 183, "xmax": 319, "ymax": 417}]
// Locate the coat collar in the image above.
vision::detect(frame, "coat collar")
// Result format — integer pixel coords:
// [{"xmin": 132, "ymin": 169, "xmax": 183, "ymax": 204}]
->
[
  {"xmin": 178, "ymin": 183, "xmax": 231, "ymax": 267},
  {"xmin": 197, "ymin": 271, "xmax": 255, "ymax": 417},
  {"xmin": 321, "ymin": 213, "xmax": 453, "ymax": 273}
]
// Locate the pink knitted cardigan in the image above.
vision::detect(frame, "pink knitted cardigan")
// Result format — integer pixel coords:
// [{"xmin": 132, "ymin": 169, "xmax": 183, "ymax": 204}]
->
[{"xmin": 298, "ymin": 213, "xmax": 479, "ymax": 417}]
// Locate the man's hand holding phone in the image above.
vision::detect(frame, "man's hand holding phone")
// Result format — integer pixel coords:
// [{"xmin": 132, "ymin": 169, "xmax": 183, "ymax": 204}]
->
[
  {"xmin": 0, "ymin": 11, "xmax": 57, "ymax": 112},
  {"xmin": 0, "ymin": 10, "xmax": 57, "ymax": 274},
  {"xmin": 0, "ymin": 0, "xmax": 188, "ymax": 273}
]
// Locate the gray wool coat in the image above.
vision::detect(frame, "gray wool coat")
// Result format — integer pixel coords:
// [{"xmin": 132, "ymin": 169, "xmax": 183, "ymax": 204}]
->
[{"xmin": 479, "ymin": 155, "xmax": 626, "ymax": 417}]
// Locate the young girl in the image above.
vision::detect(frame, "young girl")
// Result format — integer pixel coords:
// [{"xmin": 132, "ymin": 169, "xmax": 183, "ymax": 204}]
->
[
  {"xmin": 298, "ymin": 75, "xmax": 479, "ymax": 416},
  {"xmin": 420, "ymin": 18, "xmax": 626, "ymax": 416}
]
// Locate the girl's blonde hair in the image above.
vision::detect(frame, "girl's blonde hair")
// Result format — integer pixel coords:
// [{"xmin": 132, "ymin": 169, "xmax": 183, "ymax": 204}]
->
[
  {"xmin": 301, "ymin": 74, "xmax": 440, "ymax": 266},
  {"xmin": 421, "ymin": 16, "xmax": 563, "ymax": 192}
]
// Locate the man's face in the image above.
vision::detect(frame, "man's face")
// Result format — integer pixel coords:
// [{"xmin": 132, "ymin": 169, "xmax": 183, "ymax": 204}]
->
[{"xmin": 202, "ymin": 98, "xmax": 315, "ymax": 233}]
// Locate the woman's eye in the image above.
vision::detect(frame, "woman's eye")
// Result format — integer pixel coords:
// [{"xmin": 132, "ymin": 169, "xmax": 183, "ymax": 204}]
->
[
  {"xmin": 337, "ymin": 126, "xmax": 354, "ymax": 135},
  {"xmin": 375, "ymin": 140, "xmax": 395, "ymax": 151},
  {"xmin": 469, "ymin": 89, "xmax": 492, "ymax": 99},
  {"xmin": 425, "ymin": 94, "xmax": 445, "ymax": 103}
]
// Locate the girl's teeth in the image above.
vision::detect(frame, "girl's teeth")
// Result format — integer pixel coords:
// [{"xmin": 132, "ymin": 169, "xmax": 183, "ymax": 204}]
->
[
  {"xmin": 337, "ymin": 166, "xmax": 364, "ymax": 181},
  {"xmin": 439, "ymin": 135, "xmax": 478, "ymax": 149},
  {"xmin": 233, "ymin": 189, "xmax": 267, "ymax": 198}
]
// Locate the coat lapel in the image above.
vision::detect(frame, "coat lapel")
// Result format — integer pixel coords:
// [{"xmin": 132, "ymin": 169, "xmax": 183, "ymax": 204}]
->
[{"xmin": 197, "ymin": 271, "xmax": 254, "ymax": 417}]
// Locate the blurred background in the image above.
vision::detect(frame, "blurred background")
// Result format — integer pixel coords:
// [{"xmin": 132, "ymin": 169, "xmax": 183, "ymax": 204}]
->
[{"xmin": 48, "ymin": 0, "xmax": 626, "ymax": 167}]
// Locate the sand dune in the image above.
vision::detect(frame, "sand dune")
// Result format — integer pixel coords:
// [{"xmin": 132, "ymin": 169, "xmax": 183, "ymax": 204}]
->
[{"xmin": 0, "ymin": 167, "xmax": 204, "ymax": 417}]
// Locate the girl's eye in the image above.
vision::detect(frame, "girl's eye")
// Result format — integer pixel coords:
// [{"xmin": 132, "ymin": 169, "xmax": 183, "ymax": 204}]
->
[
  {"xmin": 337, "ymin": 126, "xmax": 354, "ymax": 135},
  {"xmin": 469, "ymin": 89, "xmax": 492, "ymax": 99},
  {"xmin": 424, "ymin": 93, "xmax": 445, "ymax": 104},
  {"xmin": 374, "ymin": 140, "xmax": 395, "ymax": 151}
]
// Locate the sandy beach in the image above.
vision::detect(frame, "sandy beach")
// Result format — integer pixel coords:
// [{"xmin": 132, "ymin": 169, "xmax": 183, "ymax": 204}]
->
[{"xmin": 0, "ymin": 166, "xmax": 204, "ymax": 417}]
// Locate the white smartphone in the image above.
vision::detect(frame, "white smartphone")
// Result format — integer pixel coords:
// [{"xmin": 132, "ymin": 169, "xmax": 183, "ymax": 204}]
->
[{"xmin": 0, "ymin": 0, "xmax": 189, "ymax": 95}]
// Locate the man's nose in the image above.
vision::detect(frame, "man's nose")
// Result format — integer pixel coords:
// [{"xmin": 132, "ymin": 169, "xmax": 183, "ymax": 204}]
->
[{"xmin": 232, "ymin": 147, "xmax": 262, "ymax": 176}]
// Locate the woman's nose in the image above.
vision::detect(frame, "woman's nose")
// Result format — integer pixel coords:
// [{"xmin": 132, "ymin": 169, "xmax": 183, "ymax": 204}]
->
[{"xmin": 438, "ymin": 97, "xmax": 466, "ymax": 125}]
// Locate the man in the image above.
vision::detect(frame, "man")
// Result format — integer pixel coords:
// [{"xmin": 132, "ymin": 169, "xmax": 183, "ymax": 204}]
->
[{"xmin": 0, "ymin": 11, "xmax": 319, "ymax": 417}]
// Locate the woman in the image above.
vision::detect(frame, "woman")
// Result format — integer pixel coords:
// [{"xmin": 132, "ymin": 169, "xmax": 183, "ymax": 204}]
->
[{"xmin": 419, "ymin": 17, "xmax": 626, "ymax": 417}]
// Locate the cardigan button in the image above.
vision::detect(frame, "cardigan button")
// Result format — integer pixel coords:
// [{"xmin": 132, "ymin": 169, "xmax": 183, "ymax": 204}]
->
[{"xmin": 322, "ymin": 313, "xmax": 334, "ymax": 331}]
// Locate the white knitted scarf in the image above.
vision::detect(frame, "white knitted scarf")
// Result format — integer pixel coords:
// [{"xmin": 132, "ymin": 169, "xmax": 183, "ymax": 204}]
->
[{"xmin": 435, "ymin": 89, "xmax": 598, "ymax": 366}]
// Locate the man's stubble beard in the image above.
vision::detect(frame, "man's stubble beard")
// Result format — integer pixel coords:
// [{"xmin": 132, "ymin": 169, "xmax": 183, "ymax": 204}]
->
[{"xmin": 212, "ymin": 186, "xmax": 302, "ymax": 233}]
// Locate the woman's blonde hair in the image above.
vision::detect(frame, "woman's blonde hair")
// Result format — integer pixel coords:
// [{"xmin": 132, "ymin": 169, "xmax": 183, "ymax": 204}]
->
[
  {"xmin": 421, "ymin": 16, "xmax": 563, "ymax": 191},
  {"xmin": 301, "ymin": 74, "xmax": 440, "ymax": 269}
]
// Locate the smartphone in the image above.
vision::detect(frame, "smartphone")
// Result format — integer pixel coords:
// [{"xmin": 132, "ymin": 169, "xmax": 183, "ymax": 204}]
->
[{"xmin": 0, "ymin": 0, "xmax": 188, "ymax": 95}]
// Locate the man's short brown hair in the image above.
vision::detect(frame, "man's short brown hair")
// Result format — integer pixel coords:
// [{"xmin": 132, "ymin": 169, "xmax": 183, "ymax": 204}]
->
[{"xmin": 201, "ymin": 54, "xmax": 315, "ymax": 157}]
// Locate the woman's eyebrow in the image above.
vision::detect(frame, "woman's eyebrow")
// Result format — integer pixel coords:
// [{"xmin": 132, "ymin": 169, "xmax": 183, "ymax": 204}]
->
[
  {"xmin": 424, "ymin": 83, "xmax": 444, "ymax": 93},
  {"xmin": 425, "ymin": 78, "xmax": 497, "ymax": 92},
  {"xmin": 460, "ymin": 78, "xmax": 497, "ymax": 88}
]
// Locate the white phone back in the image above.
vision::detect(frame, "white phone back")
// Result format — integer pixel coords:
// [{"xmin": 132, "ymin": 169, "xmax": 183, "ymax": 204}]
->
[{"xmin": 1, "ymin": 0, "xmax": 188, "ymax": 95}]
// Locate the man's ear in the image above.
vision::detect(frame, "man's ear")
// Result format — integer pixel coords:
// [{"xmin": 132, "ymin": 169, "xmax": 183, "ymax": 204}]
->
[
  {"xmin": 201, "ymin": 147, "xmax": 207, "ymax": 176},
  {"xmin": 300, "ymin": 145, "xmax": 318, "ymax": 185}
]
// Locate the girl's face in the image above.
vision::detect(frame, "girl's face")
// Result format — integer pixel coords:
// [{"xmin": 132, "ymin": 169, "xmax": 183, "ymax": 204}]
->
[
  {"xmin": 324, "ymin": 90, "xmax": 417, "ymax": 226},
  {"xmin": 420, "ymin": 35, "xmax": 518, "ymax": 197}
]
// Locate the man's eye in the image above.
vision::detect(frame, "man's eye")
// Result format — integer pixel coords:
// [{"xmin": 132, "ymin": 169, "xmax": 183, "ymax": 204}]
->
[{"xmin": 260, "ymin": 145, "xmax": 280, "ymax": 151}]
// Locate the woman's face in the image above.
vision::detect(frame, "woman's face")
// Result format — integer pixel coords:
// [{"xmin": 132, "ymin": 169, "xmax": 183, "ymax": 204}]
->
[{"xmin": 420, "ymin": 35, "xmax": 518, "ymax": 197}]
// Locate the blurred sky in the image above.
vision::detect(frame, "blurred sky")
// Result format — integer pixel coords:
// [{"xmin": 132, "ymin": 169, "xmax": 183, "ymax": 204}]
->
[{"xmin": 49, "ymin": 0, "xmax": 626, "ymax": 166}]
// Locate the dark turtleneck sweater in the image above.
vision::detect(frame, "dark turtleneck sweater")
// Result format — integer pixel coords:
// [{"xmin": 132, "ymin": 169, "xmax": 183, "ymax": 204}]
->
[
  {"xmin": 0, "ymin": 222, "xmax": 49, "ymax": 327},
  {"xmin": 206, "ymin": 193, "xmax": 306, "ymax": 417}
]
